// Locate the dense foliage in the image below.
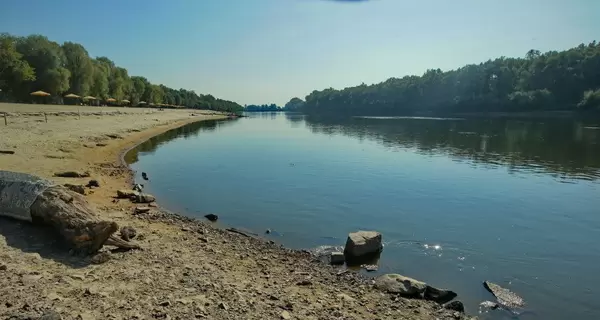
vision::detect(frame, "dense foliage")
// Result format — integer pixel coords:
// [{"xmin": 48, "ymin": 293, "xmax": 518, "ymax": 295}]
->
[
  {"xmin": 301, "ymin": 42, "xmax": 600, "ymax": 115},
  {"xmin": 245, "ymin": 103, "xmax": 283, "ymax": 112},
  {"xmin": 0, "ymin": 33, "xmax": 243, "ymax": 113}
]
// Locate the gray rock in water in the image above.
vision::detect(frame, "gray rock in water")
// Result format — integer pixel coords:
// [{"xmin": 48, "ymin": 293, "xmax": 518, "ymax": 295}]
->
[
  {"xmin": 483, "ymin": 281, "xmax": 525, "ymax": 309},
  {"xmin": 375, "ymin": 274, "xmax": 427, "ymax": 298},
  {"xmin": 344, "ymin": 230, "xmax": 382, "ymax": 258},
  {"xmin": 330, "ymin": 252, "xmax": 345, "ymax": 265},
  {"xmin": 444, "ymin": 300, "xmax": 465, "ymax": 312},
  {"xmin": 424, "ymin": 285, "xmax": 457, "ymax": 304},
  {"xmin": 205, "ymin": 214, "xmax": 219, "ymax": 222}
]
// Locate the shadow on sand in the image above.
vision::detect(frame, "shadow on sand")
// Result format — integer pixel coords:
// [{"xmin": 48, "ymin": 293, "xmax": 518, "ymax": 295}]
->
[{"xmin": 0, "ymin": 217, "xmax": 90, "ymax": 268}]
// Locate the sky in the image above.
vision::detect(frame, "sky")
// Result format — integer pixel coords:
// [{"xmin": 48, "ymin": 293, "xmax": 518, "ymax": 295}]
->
[{"xmin": 1, "ymin": 0, "xmax": 599, "ymax": 106}]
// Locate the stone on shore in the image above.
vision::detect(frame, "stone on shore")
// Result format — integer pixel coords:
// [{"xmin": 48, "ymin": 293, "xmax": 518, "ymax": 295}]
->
[
  {"xmin": 54, "ymin": 171, "xmax": 90, "ymax": 178},
  {"xmin": 117, "ymin": 189, "xmax": 139, "ymax": 199},
  {"xmin": 344, "ymin": 230, "xmax": 382, "ymax": 258},
  {"xmin": 134, "ymin": 206, "xmax": 151, "ymax": 214},
  {"xmin": 375, "ymin": 274, "xmax": 427, "ymax": 298},
  {"xmin": 64, "ymin": 183, "xmax": 86, "ymax": 195},
  {"xmin": 424, "ymin": 285, "xmax": 457, "ymax": 304},
  {"xmin": 86, "ymin": 179, "xmax": 100, "ymax": 188},
  {"xmin": 330, "ymin": 251, "xmax": 345, "ymax": 265},
  {"xmin": 444, "ymin": 300, "xmax": 465, "ymax": 312},
  {"xmin": 135, "ymin": 193, "xmax": 156, "ymax": 203}
]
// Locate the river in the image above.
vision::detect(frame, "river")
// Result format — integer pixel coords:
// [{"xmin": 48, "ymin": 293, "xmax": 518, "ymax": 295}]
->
[{"xmin": 126, "ymin": 112, "xmax": 600, "ymax": 319}]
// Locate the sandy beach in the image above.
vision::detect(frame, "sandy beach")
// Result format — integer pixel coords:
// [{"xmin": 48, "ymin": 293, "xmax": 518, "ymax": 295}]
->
[{"xmin": 0, "ymin": 103, "xmax": 471, "ymax": 320}]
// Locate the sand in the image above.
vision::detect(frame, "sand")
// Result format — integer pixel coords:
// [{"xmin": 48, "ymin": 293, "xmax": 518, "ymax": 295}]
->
[{"xmin": 0, "ymin": 103, "xmax": 471, "ymax": 320}]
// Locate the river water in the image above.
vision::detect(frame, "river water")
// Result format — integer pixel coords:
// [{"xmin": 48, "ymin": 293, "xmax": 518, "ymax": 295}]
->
[{"xmin": 126, "ymin": 112, "xmax": 600, "ymax": 319}]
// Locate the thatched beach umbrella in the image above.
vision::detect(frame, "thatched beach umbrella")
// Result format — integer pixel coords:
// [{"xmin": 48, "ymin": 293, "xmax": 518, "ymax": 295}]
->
[
  {"xmin": 64, "ymin": 93, "xmax": 80, "ymax": 99},
  {"xmin": 30, "ymin": 90, "xmax": 51, "ymax": 97},
  {"xmin": 138, "ymin": 101, "xmax": 147, "ymax": 104},
  {"xmin": 106, "ymin": 98, "xmax": 116, "ymax": 102},
  {"xmin": 121, "ymin": 99, "xmax": 130, "ymax": 104},
  {"xmin": 83, "ymin": 96, "xmax": 97, "ymax": 100}
]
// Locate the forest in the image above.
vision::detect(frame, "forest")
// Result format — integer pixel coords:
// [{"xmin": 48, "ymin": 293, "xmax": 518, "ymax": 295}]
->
[
  {"xmin": 0, "ymin": 33, "xmax": 243, "ymax": 113},
  {"xmin": 244, "ymin": 103, "xmax": 283, "ymax": 112},
  {"xmin": 298, "ymin": 41, "xmax": 600, "ymax": 115}
]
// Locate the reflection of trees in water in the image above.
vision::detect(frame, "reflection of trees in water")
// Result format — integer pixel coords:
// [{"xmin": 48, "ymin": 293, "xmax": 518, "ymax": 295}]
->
[
  {"xmin": 304, "ymin": 115, "xmax": 600, "ymax": 180},
  {"xmin": 284, "ymin": 112, "xmax": 306, "ymax": 128},
  {"xmin": 125, "ymin": 119, "xmax": 237, "ymax": 164}
]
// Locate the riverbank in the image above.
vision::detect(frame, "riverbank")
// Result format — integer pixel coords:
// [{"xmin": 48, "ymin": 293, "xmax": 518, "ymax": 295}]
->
[{"xmin": 0, "ymin": 103, "xmax": 472, "ymax": 320}]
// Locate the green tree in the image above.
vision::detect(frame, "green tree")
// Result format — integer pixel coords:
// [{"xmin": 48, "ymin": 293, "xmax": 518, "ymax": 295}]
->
[
  {"xmin": 0, "ymin": 33, "xmax": 35, "ymax": 97},
  {"xmin": 62, "ymin": 42, "xmax": 93, "ymax": 95},
  {"xmin": 16, "ymin": 34, "xmax": 70, "ymax": 95}
]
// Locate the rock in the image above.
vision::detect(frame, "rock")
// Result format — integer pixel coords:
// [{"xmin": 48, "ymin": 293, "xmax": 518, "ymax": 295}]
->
[
  {"xmin": 90, "ymin": 252, "xmax": 111, "ymax": 265},
  {"xmin": 120, "ymin": 226, "xmax": 137, "ymax": 241},
  {"xmin": 330, "ymin": 252, "xmax": 345, "ymax": 265},
  {"xmin": 106, "ymin": 134, "xmax": 122, "ymax": 139},
  {"xmin": 95, "ymin": 142, "xmax": 108, "ymax": 147},
  {"xmin": 280, "ymin": 310, "xmax": 291, "ymax": 319},
  {"xmin": 375, "ymin": 274, "xmax": 427, "ymax": 298},
  {"xmin": 424, "ymin": 285, "xmax": 457, "ymax": 304},
  {"xmin": 265, "ymin": 229, "xmax": 271, "ymax": 234},
  {"xmin": 296, "ymin": 279, "xmax": 312, "ymax": 286},
  {"xmin": 444, "ymin": 301, "xmax": 465, "ymax": 312},
  {"xmin": 86, "ymin": 180, "xmax": 100, "ymax": 188},
  {"xmin": 361, "ymin": 264, "xmax": 378, "ymax": 272},
  {"xmin": 204, "ymin": 214, "xmax": 219, "ymax": 222},
  {"xmin": 218, "ymin": 302, "xmax": 228, "ymax": 310},
  {"xmin": 0, "ymin": 150, "xmax": 15, "ymax": 155},
  {"xmin": 117, "ymin": 189, "xmax": 139, "ymax": 198},
  {"xmin": 64, "ymin": 184, "xmax": 86, "ymax": 195},
  {"xmin": 483, "ymin": 281, "xmax": 525, "ymax": 309},
  {"xmin": 336, "ymin": 293, "xmax": 356, "ymax": 302},
  {"xmin": 142, "ymin": 172, "xmax": 149, "ymax": 180},
  {"xmin": 135, "ymin": 193, "xmax": 156, "ymax": 203},
  {"xmin": 344, "ymin": 231, "xmax": 382, "ymax": 258},
  {"xmin": 133, "ymin": 184, "xmax": 144, "ymax": 192},
  {"xmin": 159, "ymin": 300, "xmax": 171, "ymax": 307},
  {"xmin": 0, "ymin": 264, "xmax": 6, "ymax": 271},
  {"xmin": 39, "ymin": 311, "xmax": 62, "ymax": 320},
  {"xmin": 134, "ymin": 206, "xmax": 150, "ymax": 214},
  {"xmin": 54, "ymin": 171, "xmax": 90, "ymax": 178}
]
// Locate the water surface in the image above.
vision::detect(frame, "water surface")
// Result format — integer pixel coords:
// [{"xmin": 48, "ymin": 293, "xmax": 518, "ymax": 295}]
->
[{"xmin": 127, "ymin": 113, "xmax": 600, "ymax": 319}]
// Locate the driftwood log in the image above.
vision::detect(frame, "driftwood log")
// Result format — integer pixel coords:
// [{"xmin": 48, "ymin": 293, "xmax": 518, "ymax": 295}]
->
[{"xmin": 29, "ymin": 186, "xmax": 140, "ymax": 254}]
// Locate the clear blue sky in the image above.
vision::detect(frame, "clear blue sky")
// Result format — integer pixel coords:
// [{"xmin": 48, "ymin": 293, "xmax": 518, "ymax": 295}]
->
[{"xmin": 1, "ymin": 0, "xmax": 599, "ymax": 105}]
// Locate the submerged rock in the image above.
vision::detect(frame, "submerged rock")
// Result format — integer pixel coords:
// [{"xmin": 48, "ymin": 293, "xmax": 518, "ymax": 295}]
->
[
  {"xmin": 483, "ymin": 281, "xmax": 525, "ymax": 309},
  {"xmin": 375, "ymin": 274, "xmax": 427, "ymax": 298},
  {"xmin": 205, "ymin": 214, "xmax": 219, "ymax": 222}
]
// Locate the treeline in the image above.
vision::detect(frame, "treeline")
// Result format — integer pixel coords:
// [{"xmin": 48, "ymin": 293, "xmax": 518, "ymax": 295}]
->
[
  {"xmin": 299, "ymin": 41, "xmax": 600, "ymax": 115},
  {"xmin": 244, "ymin": 103, "xmax": 283, "ymax": 112},
  {"xmin": 0, "ymin": 33, "xmax": 243, "ymax": 113}
]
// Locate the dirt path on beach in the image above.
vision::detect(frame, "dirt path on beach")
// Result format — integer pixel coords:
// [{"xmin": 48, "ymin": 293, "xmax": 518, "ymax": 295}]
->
[{"xmin": 0, "ymin": 103, "xmax": 472, "ymax": 320}]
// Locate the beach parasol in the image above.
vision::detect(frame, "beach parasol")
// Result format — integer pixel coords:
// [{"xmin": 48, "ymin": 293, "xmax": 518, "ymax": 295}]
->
[
  {"xmin": 138, "ymin": 101, "xmax": 147, "ymax": 104},
  {"xmin": 83, "ymin": 96, "xmax": 97, "ymax": 100},
  {"xmin": 64, "ymin": 93, "xmax": 80, "ymax": 99},
  {"xmin": 106, "ymin": 98, "xmax": 116, "ymax": 102},
  {"xmin": 30, "ymin": 90, "xmax": 51, "ymax": 97},
  {"xmin": 121, "ymin": 99, "xmax": 130, "ymax": 103}
]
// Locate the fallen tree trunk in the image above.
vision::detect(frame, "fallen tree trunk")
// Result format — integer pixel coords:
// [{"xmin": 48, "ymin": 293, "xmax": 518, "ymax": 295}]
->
[{"xmin": 1, "ymin": 171, "xmax": 139, "ymax": 254}]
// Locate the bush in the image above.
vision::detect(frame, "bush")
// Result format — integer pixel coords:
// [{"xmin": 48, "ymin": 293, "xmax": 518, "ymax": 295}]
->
[{"xmin": 577, "ymin": 89, "xmax": 600, "ymax": 109}]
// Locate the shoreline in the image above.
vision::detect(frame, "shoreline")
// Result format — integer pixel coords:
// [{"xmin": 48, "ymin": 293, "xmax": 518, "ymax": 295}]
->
[{"xmin": 0, "ymin": 104, "xmax": 472, "ymax": 319}]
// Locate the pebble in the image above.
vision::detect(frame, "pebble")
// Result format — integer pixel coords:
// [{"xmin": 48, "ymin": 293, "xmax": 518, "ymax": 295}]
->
[
  {"xmin": 0, "ymin": 264, "xmax": 7, "ymax": 271},
  {"xmin": 281, "ymin": 310, "xmax": 291, "ymax": 319}
]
